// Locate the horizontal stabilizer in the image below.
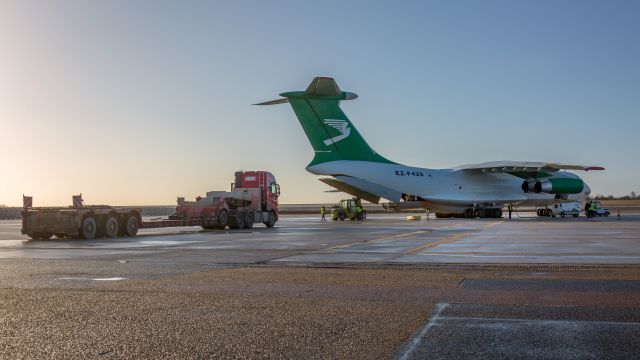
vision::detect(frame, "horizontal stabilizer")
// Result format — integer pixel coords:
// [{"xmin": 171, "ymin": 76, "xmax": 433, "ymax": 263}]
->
[
  {"xmin": 319, "ymin": 178, "xmax": 381, "ymax": 204},
  {"xmin": 253, "ymin": 98, "xmax": 289, "ymax": 106}
]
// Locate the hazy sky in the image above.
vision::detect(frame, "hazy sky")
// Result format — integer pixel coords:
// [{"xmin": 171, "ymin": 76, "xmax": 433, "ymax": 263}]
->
[{"xmin": 1, "ymin": 1, "xmax": 639, "ymax": 206}]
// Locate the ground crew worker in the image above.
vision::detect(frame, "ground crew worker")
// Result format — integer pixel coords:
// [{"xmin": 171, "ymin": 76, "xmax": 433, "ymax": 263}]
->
[
  {"xmin": 320, "ymin": 205, "xmax": 326, "ymax": 222},
  {"xmin": 507, "ymin": 203, "xmax": 513, "ymax": 219},
  {"xmin": 589, "ymin": 200, "xmax": 597, "ymax": 219},
  {"xmin": 585, "ymin": 201, "xmax": 591, "ymax": 218}
]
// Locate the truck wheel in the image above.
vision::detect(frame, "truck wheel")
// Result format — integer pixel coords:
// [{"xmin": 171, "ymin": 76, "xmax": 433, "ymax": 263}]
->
[
  {"xmin": 218, "ymin": 209, "xmax": 228, "ymax": 228},
  {"xmin": 560, "ymin": 212, "xmax": 565, "ymax": 218},
  {"xmin": 265, "ymin": 211, "xmax": 276, "ymax": 228},
  {"xmin": 236, "ymin": 212, "xmax": 246, "ymax": 229},
  {"xmin": 103, "ymin": 216, "xmax": 119, "ymax": 238},
  {"xmin": 338, "ymin": 212, "xmax": 346, "ymax": 221},
  {"xmin": 356, "ymin": 212, "xmax": 363, "ymax": 221},
  {"xmin": 124, "ymin": 216, "xmax": 139, "ymax": 237},
  {"xmin": 81, "ymin": 217, "xmax": 97, "ymax": 239},
  {"xmin": 245, "ymin": 212, "xmax": 255, "ymax": 229}
]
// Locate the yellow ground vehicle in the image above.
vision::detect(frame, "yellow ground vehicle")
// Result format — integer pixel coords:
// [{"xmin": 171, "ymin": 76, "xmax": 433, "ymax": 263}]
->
[{"xmin": 331, "ymin": 198, "xmax": 366, "ymax": 221}]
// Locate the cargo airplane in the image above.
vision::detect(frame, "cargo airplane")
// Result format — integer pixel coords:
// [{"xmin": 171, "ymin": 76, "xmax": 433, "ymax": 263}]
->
[{"xmin": 257, "ymin": 77, "xmax": 604, "ymax": 218}]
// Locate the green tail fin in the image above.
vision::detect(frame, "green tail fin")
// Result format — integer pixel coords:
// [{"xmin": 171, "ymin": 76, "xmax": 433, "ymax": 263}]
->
[{"xmin": 260, "ymin": 77, "xmax": 394, "ymax": 167}]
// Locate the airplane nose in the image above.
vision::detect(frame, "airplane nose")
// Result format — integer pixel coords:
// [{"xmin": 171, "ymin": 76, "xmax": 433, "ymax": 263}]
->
[{"xmin": 584, "ymin": 183, "xmax": 591, "ymax": 197}]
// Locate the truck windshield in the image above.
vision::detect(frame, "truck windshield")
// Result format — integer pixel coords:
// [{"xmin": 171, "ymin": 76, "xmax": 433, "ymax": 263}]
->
[{"xmin": 270, "ymin": 183, "xmax": 281, "ymax": 197}]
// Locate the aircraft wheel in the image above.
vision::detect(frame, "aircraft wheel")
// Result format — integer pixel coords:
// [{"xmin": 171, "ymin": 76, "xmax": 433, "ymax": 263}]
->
[{"xmin": 496, "ymin": 209, "xmax": 502, "ymax": 218}]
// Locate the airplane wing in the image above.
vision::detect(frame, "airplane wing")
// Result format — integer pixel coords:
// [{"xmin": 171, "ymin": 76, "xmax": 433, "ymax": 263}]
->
[
  {"xmin": 424, "ymin": 193, "xmax": 528, "ymax": 204},
  {"xmin": 453, "ymin": 161, "xmax": 605, "ymax": 174}
]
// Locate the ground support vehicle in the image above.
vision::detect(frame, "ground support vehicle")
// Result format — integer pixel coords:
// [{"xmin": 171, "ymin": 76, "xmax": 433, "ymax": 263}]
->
[
  {"xmin": 21, "ymin": 171, "xmax": 280, "ymax": 239},
  {"xmin": 331, "ymin": 198, "xmax": 366, "ymax": 221},
  {"xmin": 593, "ymin": 201, "xmax": 610, "ymax": 217},
  {"xmin": 549, "ymin": 202, "xmax": 581, "ymax": 218}
]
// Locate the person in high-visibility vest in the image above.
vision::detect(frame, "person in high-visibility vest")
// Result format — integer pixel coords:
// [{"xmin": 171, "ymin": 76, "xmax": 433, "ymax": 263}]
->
[
  {"xmin": 320, "ymin": 205, "xmax": 326, "ymax": 222},
  {"xmin": 507, "ymin": 203, "xmax": 513, "ymax": 219},
  {"xmin": 588, "ymin": 201, "xmax": 597, "ymax": 218},
  {"xmin": 584, "ymin": 201, "xmax": 591, "ymax": 218}
]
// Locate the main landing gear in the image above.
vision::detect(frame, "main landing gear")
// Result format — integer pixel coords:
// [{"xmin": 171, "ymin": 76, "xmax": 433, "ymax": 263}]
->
[{"xmin": 435, "ymin": 208, "xmax": 503, "ymax": 219}]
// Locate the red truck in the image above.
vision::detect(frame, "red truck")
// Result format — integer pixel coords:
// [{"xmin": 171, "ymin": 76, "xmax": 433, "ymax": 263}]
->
[{"xmin": 21, "ymin": 171, "xmax": 279, "ymax": 239}]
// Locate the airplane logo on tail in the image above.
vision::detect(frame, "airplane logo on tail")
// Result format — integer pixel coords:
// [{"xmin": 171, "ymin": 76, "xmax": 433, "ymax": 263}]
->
[{"xmin": 323, "ymin": 119, "xmax": 351, "ymax": 145}]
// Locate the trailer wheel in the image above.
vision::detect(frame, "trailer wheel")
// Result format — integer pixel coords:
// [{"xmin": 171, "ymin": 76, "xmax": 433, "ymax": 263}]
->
[
  {"xmin": 103, "ymin": 216, "xmax": 119, "ymax": 238},
  {"xmin": 124, "ymin": 216, "xmax": 139, "ymax": 237},
  {"xmin": 245, "ymin": 212, "xmax": 255, "ymax": 229},
  {"xmin": 265, "ymin": 210, "xmax": 276, "ymax": 228},
  {"xmin": 81, "ymin": 217, "xmax": 97, "ymax": 239}
]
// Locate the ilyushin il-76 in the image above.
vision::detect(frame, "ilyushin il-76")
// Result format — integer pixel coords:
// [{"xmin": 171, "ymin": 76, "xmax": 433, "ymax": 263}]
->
[{"xmin": 257, "ymin": 77, "xmax": 604, "ymax": 218}]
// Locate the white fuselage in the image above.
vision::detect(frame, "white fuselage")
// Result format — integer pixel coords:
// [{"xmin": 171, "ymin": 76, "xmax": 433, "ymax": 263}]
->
[{"xmin": 308, "ymin": 160, "xmax": 590, "ymax": 212}]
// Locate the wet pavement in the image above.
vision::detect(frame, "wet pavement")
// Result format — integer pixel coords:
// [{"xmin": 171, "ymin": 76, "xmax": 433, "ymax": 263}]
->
[{"xmin": 1, "ymin": 214, "xmax": 639, "ymax": 359}]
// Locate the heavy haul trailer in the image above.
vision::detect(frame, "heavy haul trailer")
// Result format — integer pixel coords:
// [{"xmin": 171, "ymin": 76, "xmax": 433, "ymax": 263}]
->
[{"xmin": 21, "ymin": 171, "xmax": 280, "ymax": 240}]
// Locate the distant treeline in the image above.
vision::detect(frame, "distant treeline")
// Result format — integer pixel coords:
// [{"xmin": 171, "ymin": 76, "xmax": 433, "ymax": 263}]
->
[{"xmin": 593, "ymin": 192, "xmax": 639, "ymax": 200}]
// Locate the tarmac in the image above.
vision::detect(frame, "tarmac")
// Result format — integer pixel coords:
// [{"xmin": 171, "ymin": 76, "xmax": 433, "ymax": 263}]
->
[{"xmin": 1, "ymin": 213, "xmax": 639, "ymax": 359}]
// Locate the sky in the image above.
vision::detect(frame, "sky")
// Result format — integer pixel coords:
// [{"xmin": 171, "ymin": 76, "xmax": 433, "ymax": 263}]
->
[{"xmin": 1, "ymin": 0, "xmax": 639, "ymax": 206}]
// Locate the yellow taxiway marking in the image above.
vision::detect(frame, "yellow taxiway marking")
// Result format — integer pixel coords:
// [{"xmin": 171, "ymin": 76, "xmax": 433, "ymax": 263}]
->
[
  {"xmin": 406, "ymin": 231, "xmax": 472, "ymax": 254},
  {"xmin": 484, "ymin": 221, "xmax": 504, "ymax": 228},
  {"xmin": 405, "ymin": 221, "xmax": 502, "ymax": 254},
  {"xmin": 332, "ymin": 230, "xmax": 426, "ymax": 249}
]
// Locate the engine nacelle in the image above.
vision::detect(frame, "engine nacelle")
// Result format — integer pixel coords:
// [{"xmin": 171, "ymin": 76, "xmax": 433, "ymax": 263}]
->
[
  {"xmin": 521, "ymin": 180, "xmax": 537, "ymax": 193},
  {"xmin": 533, "ymin": 178, "xmax": 584, "ymax": 194}
]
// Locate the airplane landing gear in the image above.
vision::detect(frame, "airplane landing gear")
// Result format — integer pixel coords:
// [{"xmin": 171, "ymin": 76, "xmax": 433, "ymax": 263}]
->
[{"xmin": 435, "ymin": 208, "xmax": 503, "ymax": 219}]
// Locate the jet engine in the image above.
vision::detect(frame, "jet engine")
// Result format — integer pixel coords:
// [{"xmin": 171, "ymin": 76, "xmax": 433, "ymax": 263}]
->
[
  {"xmin": 521, "ymin": 180, "xmax": 537, "ymax": 193},
  {"xmin": 522, "ymin": 178, "xmax": 584, "ymax": 194}
]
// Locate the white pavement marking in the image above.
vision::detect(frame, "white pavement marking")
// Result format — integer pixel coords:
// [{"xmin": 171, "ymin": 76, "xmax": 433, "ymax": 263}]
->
[
  {"xmin": 439, "ymin": 316, "xmax": 640, "ymax": 326},
  {"xmin": 395, "ymin": 303, "xmax": 449, "ymax": 360},
  {"xmin": 58, "ymin": 277, "xmax": 128, "ymax": 281}
]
